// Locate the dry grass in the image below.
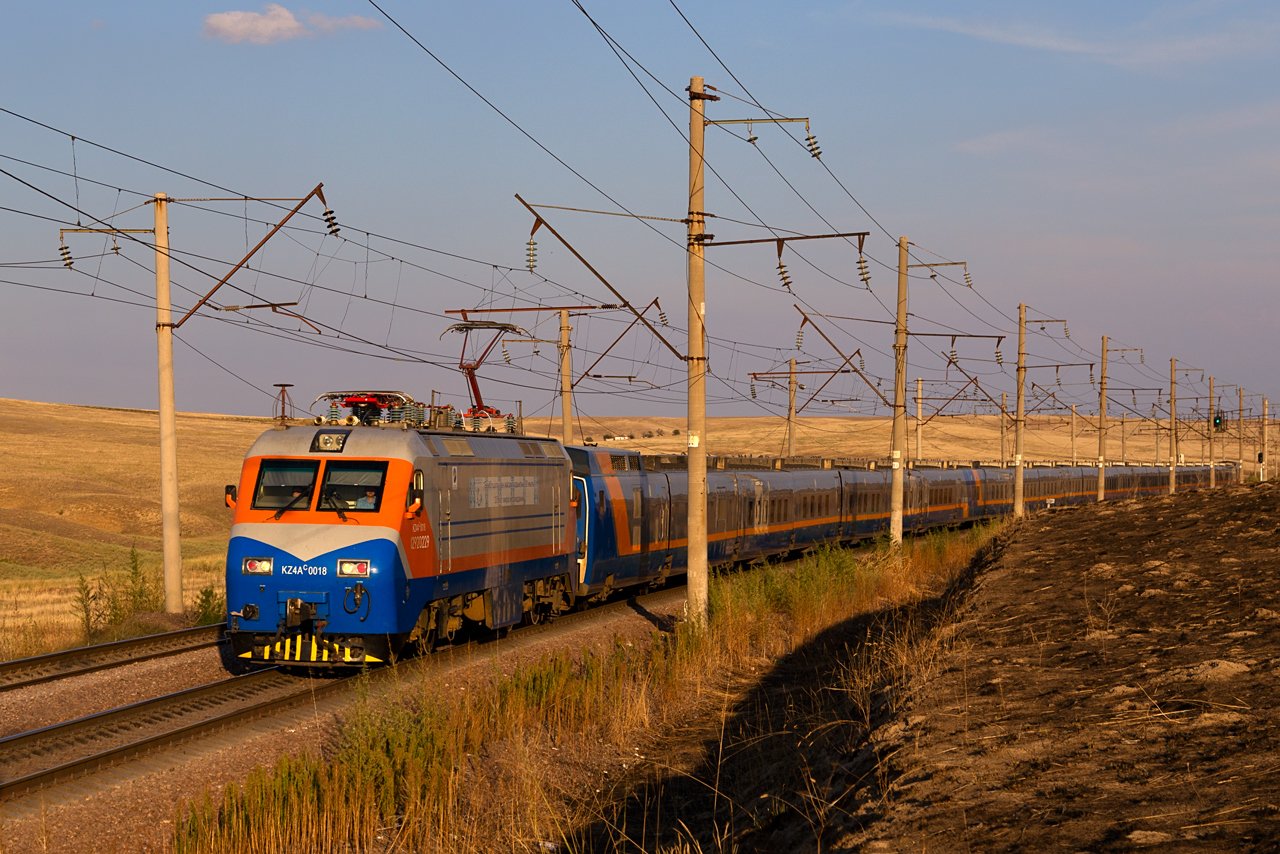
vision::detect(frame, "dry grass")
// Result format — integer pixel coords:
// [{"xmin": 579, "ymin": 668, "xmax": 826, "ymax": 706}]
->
[{"xmin": 0, "ymin": 398, "xmax": 263, "ymax": 654}]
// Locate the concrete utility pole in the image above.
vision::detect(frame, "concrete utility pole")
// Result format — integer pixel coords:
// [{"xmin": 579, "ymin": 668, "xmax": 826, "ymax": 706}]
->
[
  {"xmin": 1169, "ymin": 358, "xmax": 1178, "ymax": 494},
  {"xmin": 1071, "ymin": 404, "xmax": 1078, "ymax": 466},
  {"xmin": 1013, "ymin": 303, "xmax": 1026, "ymax": 517},
  {"xmin": 1153, "ymin": 404, "xmax": 1161, "ymax": 467},
  {"xmin": 559, "ymin": 309, "xmax": 573, "ymax": 444},
  {"xmin": 785, "ymin": 358, "xmax": 797, "ymax": 458},
  {"xmin": 915, "ymin": 377, "xmax": 923, "ymax": 461},
  {"xmin": 1263, "ymin": 398, "xmax": 1270, "ymax": 482},
  {"xmin": 153, "ymin": 193, "xmax": 183, "ymax": 615},
  {"xmin": 686, "ymin": 75, "xmax": 711, "ymax": 624},
  {"xmin": 890, "ymin": 236, "xmax": 910, "ymax": 545},
  {"xmin": 1097, "ymin": 335, "xmax": 1108, "ymax": 502},
  {"xmin": 1121, "ymin": 413, "xmax": 1128, "ymax": 464},
  {"xmin": 1209, "ymin": 376, "xmax": 1216, "ymax": 488},
  {"xmin": 1239, "ymin": 386, "xmax": 1245, "ymax": 482},
  {"xmin": 1000, "ymin": 393, "xmax": 1008, "ymax": 466},
  {"xmin": 59, "ymin": 215, "xmax": 179, "ymax": 612}
]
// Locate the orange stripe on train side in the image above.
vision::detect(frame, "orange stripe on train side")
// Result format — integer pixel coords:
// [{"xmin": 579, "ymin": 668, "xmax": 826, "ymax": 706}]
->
[
  {"xmin": 442, "ymin": 543, "xmax": 567, "ymax": 574},
  {"xmin": 603, "ymin": 472, "xmax": 642, "ymax": 555}
]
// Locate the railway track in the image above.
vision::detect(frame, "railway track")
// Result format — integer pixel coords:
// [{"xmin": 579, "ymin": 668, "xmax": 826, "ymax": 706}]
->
[
  {"xmin": 0, "ymin": 588, "xmax": 682, "ymax": 805},
  {"xmin": 0, "ymin": 667, "xmax": 346, "ymax": 803},
  {"xmin": 0, "ymin": 624, "xmax": 227, "ymax": 691}
]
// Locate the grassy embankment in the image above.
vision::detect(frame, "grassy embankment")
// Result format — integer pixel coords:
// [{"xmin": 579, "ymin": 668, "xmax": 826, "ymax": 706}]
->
[{"xmin": 174, "ymin": 524, "xmax": 998, "ymax": 853}]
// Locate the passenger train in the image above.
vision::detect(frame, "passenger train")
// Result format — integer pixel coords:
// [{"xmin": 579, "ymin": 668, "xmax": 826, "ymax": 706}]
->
[{"xmin": 223, "ymin": 397, "xmax": 1230, "ymax": 666}]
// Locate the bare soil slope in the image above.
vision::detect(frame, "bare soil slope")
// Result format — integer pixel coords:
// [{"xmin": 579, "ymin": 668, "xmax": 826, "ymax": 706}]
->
[{"xmin": 840, "ymin": 481, "xmax": 1280, "ymax": 850}]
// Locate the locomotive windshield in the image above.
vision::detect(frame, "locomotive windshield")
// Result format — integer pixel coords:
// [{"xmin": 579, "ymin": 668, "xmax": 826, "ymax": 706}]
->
[
  {"xmin": 317, "ymin": 460, "xmax": 389, "ymax": 512},
  {"xmin": 251, "ymin": 460, "xmax": 320, "ymax": 510}
]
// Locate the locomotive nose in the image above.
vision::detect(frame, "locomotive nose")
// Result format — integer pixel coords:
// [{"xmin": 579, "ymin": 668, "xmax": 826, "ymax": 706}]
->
[{"xmin": 285, "ymin": 597, "xmax": 317, "ymax": 627}]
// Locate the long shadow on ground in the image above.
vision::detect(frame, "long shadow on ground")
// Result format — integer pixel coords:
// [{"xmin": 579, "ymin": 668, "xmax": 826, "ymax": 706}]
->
[{"xmin": 570, "ymin": 537, "xmax": 1007, "ymax": 853}]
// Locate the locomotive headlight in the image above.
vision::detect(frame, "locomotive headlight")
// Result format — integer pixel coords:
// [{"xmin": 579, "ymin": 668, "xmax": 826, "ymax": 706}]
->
[
  {"xmin": 310, "ymin": 430, "xmax": 349, "ymax": 453},
  {"xmin": 242, "ymin": 557, "xmax": 273, "ymax": 575},
  {"xmin": 338, "ymin": 558, "xmax": 371, "ymax": 577}
]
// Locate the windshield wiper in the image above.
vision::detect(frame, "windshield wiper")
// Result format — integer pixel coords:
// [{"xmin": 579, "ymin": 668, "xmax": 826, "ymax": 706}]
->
[
  {"xmin": 273, "ymin": 489, "xmax": 312, "ymax": 520},
  {"xmin": 322, "ymin": 488, "xmax": 348, "ymax": 521}
]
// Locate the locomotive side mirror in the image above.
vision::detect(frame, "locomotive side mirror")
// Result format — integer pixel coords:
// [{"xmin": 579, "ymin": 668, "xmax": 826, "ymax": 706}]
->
[
  {"xmin": 225, "ymin": 484, "xmax": 238, "ymax": 509},
  {"xmin": 404, "ymin": 470, "xmax": 424, "ymax": 519}
]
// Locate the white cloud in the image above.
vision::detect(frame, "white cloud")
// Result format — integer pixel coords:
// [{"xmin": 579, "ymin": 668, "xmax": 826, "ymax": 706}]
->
[
  {"xmin": 878, "ymin": 10, "xmax": 1280, "ymax": 69},
  {"xmin": 204, "ymin": 4, "xmax": 379, "ymax": 45},
  {"xmin": 884, "ymin": 14, "xmax": 1104, "ymax": 58},
  {"xmin": 308, "ymin": 12, "xmax": 381, "ymax": 34},
  {"xmin": 204, "ymin": 4, "xmax": 305, "ymax": 45}
]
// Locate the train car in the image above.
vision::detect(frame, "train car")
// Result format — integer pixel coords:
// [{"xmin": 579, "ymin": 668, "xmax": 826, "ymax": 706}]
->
[
  {"xmin": 224, "ymin": 424, "xmax": 575, "ymax": 665},
  {"xmin": 224, "ymin": 403, "xmax": 1234, "ymax": 668}
]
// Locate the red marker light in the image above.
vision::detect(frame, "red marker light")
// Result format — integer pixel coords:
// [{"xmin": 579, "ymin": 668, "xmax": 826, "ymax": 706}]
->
[{"xmin": 338, "ymin": 558, "xmax": 371, "ymax": 577}]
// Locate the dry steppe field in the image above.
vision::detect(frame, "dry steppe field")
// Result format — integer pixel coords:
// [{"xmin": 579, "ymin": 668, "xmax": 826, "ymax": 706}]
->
[{"xmin": 0, "ymin": 396, "xmax": 1233, "ymax": 652}]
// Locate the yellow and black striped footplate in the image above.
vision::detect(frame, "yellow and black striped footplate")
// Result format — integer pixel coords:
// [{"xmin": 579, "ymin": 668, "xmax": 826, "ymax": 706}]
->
[{"xmin": 239, "ymin": 634, "xmax": 382, "ymax": 664}]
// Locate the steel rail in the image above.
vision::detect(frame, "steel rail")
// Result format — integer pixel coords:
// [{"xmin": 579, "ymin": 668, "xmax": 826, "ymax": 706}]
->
[
  {"xmin": 0, "ymin": 667, "xmax": 342, "ymax": 803},
  {"xmin": 0, "ymin": 623, "xmax": 227, "ymax": 691}
]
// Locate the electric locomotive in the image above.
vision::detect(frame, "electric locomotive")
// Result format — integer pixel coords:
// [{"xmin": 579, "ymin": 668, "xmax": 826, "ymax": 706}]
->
[{"xmin": 224, "ymin": 421, "xmax": 576, "ymax": 665}]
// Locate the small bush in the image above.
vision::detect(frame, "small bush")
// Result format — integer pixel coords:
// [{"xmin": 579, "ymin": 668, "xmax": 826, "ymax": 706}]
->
[
  {"xmin": 71, "ymin": 544, "xmax": 165, "ymax": 642},
  {"xmin": 75, "ymin": 572, "xmax": 97, "ymax": 640},
  {"xmin": 191, "ymin": 586, "xmax": 226, "ymax": 626}
]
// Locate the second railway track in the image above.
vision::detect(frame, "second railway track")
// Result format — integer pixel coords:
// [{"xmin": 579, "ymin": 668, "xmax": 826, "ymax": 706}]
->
[
  {"xmin": 0, "ymin": 666, "xmax": 349, "ymax": 803},
  {"xmin": 0, "ymin": 623, "xmax": 227, "ymax": 691}
]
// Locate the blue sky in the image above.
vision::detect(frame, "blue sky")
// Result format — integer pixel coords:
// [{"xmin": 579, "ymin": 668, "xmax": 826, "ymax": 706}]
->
[{"xmin": 1, "ymin": 1, "xmax": 1276, "ymax": 433}]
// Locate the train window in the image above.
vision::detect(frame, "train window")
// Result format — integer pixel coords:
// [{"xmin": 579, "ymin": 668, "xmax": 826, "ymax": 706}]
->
[
  {"xmin": 251, "ymin": 460, "xmax": 320, "ymax": 510},
  {"xmin": 316, "ymin": 460, "xmax": 389, "ymax": 512}
]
